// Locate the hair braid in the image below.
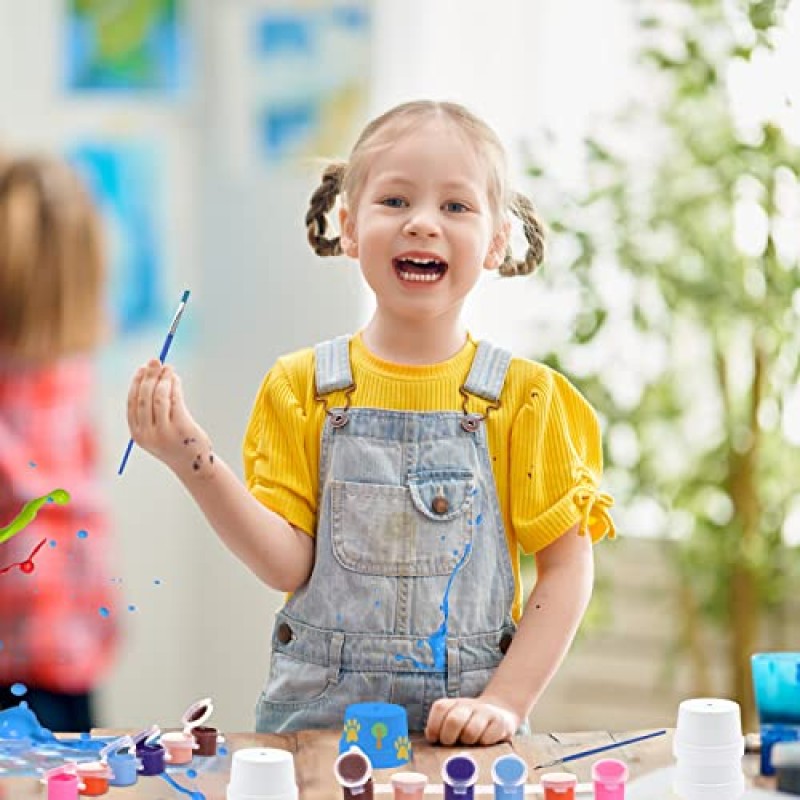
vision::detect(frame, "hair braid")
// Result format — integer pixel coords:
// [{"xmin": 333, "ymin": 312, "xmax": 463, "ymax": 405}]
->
[
  {"xmin": 305, "ymin": 162, "xmax": 346, "ymax": 257},
  {"xmin": 499, "ymin": 192, "xmax": 546, "ymax": 277}
]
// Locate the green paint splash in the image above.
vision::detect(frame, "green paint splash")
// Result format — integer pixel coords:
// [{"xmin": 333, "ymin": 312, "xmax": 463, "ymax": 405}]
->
[{"xmin": 0, "ymin": 490, "xmax": 70, "ymax": 545}]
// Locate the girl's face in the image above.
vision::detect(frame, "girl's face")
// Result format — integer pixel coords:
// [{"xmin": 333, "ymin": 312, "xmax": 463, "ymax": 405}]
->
[{"xmin": 340, "ymin": 120, "xmax": 508, "ymax": 325}]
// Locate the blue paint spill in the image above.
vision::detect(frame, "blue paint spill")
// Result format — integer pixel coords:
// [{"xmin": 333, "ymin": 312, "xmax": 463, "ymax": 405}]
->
[
  {"xmin": 99, "ymin": 607, "xmax": 110, "ymax": 618},
  {"xmin": 10, "ymin": 683, "xmax": 27, "ymax": 697},
  {"xmin": 49, "ymin": 540, "xmax": 57, "ymax": 548},
  {"xmin": 186, "ymin": 768, "xmax": 198, "ymax": 779},
  {"xmin": 77, "ymin": 529, "xmax": 88, "ymax": 539},
  {"xmin": 128, "ymin": 605, "xmax": 137, "ymax": 612},
  {"xmin": 28, "ymin": 462, "xmax": 37, "ymax": 468},
  {"xmin": 218, "ymin": 746, "xmax": 228, "ymax": 756},
  {"xmin": 160, "ymin": 772, "xmax": 206, "ymax": 799},
  {"xmin": 395, "ymin": 543, "xmax": 472, "ymax": 671}
]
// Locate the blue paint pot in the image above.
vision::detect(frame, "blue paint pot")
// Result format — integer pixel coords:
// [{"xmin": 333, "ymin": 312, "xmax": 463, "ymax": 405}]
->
[
  {"xmin": 442, "ymin": 753, "xmax": 478, "ymax": 800},
  {"xmin": 491, "ymin": 754, "xmax": 528, "ymax": 800},
  {"xmin": 108, "ymin": 751, "xmax": 139, "ymax": 786}
]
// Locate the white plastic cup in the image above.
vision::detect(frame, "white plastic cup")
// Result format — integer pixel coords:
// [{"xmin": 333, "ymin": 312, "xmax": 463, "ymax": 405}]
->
[
  {"xmin": 674, "ymin": 699, "xmax": 743, "ymax": 749},
  {"xmin": 226, "ymin": 747, "xmax": 298, "ymax": 800},
  {"xmin": 674, "ymin": 759, "xmax": 744, "ymax": 787},
  {"xmin": 672, "ymin": 739, "xmax": 744, "ymax": 764},
  {"xmin": 673, "ymin": 772, "xmax": 745, "ymax": 800}
]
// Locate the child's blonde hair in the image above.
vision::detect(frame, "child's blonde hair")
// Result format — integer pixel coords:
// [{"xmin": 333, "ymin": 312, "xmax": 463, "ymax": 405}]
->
[
  {"xmin": 0, "ymin": 155, "xmax": 107, "ymax": 362},
  {"xmin": 305, "ymin": 100, "xmax": 546, "ymax": 276}
]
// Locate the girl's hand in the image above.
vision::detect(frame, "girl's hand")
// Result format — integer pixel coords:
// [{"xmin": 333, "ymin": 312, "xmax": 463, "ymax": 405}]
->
[
  {"xmin": 127, "ymin": 359, "xmax": 214, "ymax": 477},
  {"xmin": 424, "ymin": 695, "xmax": 520, "ymax": 746}
]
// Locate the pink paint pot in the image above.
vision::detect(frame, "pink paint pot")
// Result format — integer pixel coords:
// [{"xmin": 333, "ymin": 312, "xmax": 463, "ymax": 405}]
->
[
  {"xmin": 44, "ymin": 766, "xmax": 85, "ymax": 800},
  {"xmin": 160, "ymin": 730, "xmax": 197, "ymax": 765},
  {"xmin": 592, "ymin": 758, "xmax": 629, "ymax": 800},
  {"xmin": 390, "ymin": 772, "xmax": 428, "ymax": 800}
]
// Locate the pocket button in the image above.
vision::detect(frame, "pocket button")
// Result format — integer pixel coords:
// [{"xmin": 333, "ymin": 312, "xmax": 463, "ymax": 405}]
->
[
  {"xmin": 277, "ymin": 623, "xmax": 293, "ymax": 644},
  {"xmin": 432, "ymin": 495, "xmax": 450, "ymax": 515}
]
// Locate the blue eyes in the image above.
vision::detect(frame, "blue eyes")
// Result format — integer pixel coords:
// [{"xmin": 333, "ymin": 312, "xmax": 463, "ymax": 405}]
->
[{"xmin": 379, "ymin": 197, "xmax": 470, "ymax": 212}]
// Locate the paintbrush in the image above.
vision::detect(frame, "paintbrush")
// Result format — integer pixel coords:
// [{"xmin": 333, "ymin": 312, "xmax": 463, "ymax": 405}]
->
[
  {"xmin": 533, "ymin": 729, "xmax": 667, "ymax": 770},
  {"xmin": 118, "ymin": 289, "xmax": 191, "ymax": 476}
]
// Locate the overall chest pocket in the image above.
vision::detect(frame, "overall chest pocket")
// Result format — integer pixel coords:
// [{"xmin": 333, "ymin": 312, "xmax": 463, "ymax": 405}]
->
[{"xmin": 330, "ymin": 469, "xmax": 475, "ymax": 577}]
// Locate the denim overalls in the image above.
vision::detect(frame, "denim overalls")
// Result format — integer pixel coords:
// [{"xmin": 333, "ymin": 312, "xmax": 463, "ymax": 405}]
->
[{"xmin": 255, "ymin": 336, "xmax": 517, "ymax": 733}]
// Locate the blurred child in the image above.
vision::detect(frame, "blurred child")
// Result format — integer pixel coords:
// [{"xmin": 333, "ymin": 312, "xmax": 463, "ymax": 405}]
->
[{"xmin": 0, "ymin": 154, "xmax": 118, "ymax": 732}]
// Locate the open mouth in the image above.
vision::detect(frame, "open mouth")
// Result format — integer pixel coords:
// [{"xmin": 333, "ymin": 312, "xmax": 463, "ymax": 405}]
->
[{"xmin": 392, "ymin": 256, "xmax": 449, "ymax": 283}]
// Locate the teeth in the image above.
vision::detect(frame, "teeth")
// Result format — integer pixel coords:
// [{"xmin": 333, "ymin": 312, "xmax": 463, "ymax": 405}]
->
[
  {"xmin": 398, "ymin": 270, "xmax": 442, "ymax": 282},
  {"xmin": 404, "ymin": 257, "xmax": 443, "ymax": 266}
]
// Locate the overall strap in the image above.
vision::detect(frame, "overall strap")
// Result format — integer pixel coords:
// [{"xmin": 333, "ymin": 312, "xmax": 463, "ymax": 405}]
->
[
  {"xmin": 462, "ymin": 340, "xmax": 512, "ymax": 402},
  {"xmin": 314, "ymin": 335, "xmax": 354, "ymax": 397}
]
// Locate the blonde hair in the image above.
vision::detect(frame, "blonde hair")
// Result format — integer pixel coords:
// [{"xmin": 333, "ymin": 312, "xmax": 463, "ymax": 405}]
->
[
  {"xmin": 305, "ymin": 100, "xmax": 545, "ymax": 276},
  {"xmin": 0, "ymin": 155, "xmax": 107, "ymax": 362}
]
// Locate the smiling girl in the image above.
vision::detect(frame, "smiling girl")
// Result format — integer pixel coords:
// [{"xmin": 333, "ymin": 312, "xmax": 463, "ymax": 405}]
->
[{"xmin": 127, "ymin": 100, "xmax": 615, "ymax": 745}]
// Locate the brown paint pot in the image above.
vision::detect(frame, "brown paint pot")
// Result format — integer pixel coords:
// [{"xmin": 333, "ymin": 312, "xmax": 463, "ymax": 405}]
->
[
  {"xmin": 180, "ymin": 697, "xmax": 223, "ymax": 757},
  {"xmin": 192, "ymin": 725, "xmax": 220, "ymax": 756},
  {"xmin": 334, "ymin": 747, "xmax": 374, "ymax": 800}
]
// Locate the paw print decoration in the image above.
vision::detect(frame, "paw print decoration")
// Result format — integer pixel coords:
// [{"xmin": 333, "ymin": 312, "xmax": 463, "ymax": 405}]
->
[
  {"xmin": 394, "ymin": 735, "xmax": 411, "ymax": 761},
  {"xmin": 343, "ymin": 718, "xmax": 361, "ymax": 743}
]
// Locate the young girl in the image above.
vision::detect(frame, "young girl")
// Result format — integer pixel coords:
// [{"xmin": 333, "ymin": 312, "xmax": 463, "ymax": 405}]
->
[
  {"xmin": 127, "ymin": 100, "xmax": 615, "ymax": 745},
  {"xmin": 0, "ymin": 155, "xmax": 118, "ymax": 731}
]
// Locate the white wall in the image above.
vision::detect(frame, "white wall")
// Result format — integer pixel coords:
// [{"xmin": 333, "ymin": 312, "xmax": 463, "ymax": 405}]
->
[{"xmin": 1, "ymin": 0, "xmax": 636, "ymax": 733}]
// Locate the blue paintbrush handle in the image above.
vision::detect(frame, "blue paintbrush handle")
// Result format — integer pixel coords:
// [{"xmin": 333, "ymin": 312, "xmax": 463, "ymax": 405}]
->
[
  {"xmin": 535, "ymin": 729, "xmax": 667, "ymax": 769},
  {"xmin": 118, "ymin": 290, "xmax": 190, "ymax": 476}
]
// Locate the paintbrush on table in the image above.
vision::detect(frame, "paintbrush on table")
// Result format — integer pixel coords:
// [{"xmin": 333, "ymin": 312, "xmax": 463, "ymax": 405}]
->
[{"xmin": 533, "ymin": 729, "xmax": 668, "ymax": 770}]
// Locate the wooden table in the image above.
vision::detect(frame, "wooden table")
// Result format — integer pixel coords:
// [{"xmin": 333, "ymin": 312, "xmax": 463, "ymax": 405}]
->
[{"xmin": 0, "ymin": 729, "xmax": 679, "ymax": 798}]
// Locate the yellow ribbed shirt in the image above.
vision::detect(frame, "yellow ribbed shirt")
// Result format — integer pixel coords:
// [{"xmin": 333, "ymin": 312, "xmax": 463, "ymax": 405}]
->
[{"xmin": 243, "ymin": 332, "xmax": 615, "ymax": 621}]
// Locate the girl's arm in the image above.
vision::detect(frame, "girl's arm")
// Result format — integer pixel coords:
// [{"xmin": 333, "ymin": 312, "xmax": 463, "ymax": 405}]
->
[
  {"xmin": 127, "ymin": 360, "xmax": 314, "ymax": 592},
  {"xmin": 425, "ymin": 523, "xmax": 594, "ymax": 745}
]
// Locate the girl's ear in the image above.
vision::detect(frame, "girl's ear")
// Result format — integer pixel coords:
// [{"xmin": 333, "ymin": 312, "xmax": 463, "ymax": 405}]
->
[
  {"xmin": 339, "ymin": 207, "xmax": 359, "ymax": 259},
  {"xmin": 484, "ymin": 221, "xmax": 511, "ymax": 270}
]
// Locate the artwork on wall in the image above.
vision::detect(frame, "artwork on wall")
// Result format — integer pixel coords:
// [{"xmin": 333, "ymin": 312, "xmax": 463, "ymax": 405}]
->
[
  {"xmin": 249, "ymin": 2, "xmax": 371, "ymax": 164},
  {"xmin": 68, "ymin": 140, "xmax": 166, "ymax": 334},
  {"xmin": 63, "ymin": 0, "xmax": 187, "ymax": 93}
]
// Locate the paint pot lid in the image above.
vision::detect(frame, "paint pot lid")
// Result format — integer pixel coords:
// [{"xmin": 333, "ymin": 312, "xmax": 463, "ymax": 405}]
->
[
  {"xmin": 540, "ymin": 771, "xmax": 578, "ymax": 787},
  {"xmin": 100, "ymin": 735, "xmax": 135, "ymax": 761},
  {"xmin": 773, "ymin": 742, "xmax": 800, "ymax": 767},
  {"xmin": 43, "ymin": 762, "xmax": 79, "ymax": 780},
  {"xmin": 441, "ymin": 753, "xmax": 479, "ymax": 788},
  {"xmin": 161, "ymin": 730, "xmax": 195, "ymax": 744},
  {"xmin": 132, "ymin": 724, "xmax": 161, "ymax": 747},
  {"xmin": 76, "ymin": 760, "xmax": 113, "ymax": 778},
  {"xmin": 492, "ymin": 754, "xmax": 528, "ymax": 787},
  {"xmin": 182, "ymin": 697, "xmax": 214, "ymax": 731},
  {"xmin": 334, "ymin": 746, "xmax": 373, "ymax": 788}
]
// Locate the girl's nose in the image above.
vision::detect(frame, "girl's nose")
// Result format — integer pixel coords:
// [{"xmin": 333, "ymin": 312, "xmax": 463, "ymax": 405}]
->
[{"xmin": 403, "ymin": 211, "xmax": 440, "ymax": 237}]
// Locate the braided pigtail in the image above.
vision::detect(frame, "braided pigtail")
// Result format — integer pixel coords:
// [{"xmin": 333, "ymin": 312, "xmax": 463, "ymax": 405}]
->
[
  {"xmin": 305, "ymin": 162, "xmax": 347, "ymax": 257},
  {"xmin": 498, "ymin": 191, "xmax": 546, "ymax": 277}
]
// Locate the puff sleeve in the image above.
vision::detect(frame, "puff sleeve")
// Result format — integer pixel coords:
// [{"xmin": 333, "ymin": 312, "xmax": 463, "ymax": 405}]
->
[
  {"xmin": 511, "ymin": 369, "xmax": 615, "ymax": 554},
  {"xmin": 242, "ymin": 362, "xmax": 316, "ymax": 537}
]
